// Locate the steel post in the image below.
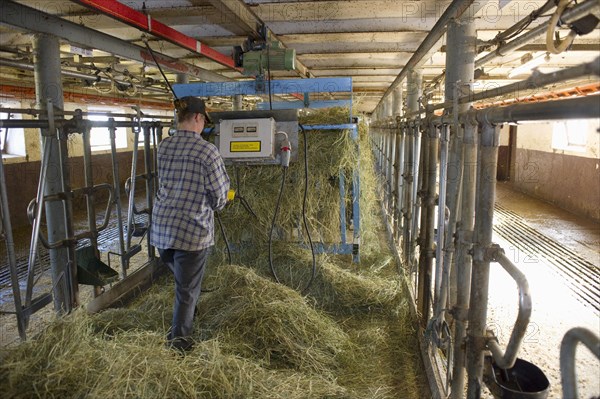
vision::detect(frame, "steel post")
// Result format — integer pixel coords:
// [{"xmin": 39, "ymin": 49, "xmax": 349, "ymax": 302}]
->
[
  {"xmin": 233, "ymin": 94, "xmax": 243, "ymax": 111},
  {"xmin": 451, "ymin": 121, "xmax": 478, "ymax": 399},
  {"xmin": 396, "ymin": 123, "xmax": 406, "ymax": 243},
  {"xmin": 466, "ymin": 122, "xmax": 501, "ymax": 399},
  {"xmin": 82, "ymin": 124, "xmax": 102, "ymax": 297},
  {"xmin": 33, "ymin": 34, "xmax": 77, "ymax": 313},
  {"xmin": 434, "ymin": 125, "xmax": 450, "ymax": 313},
  {"xmin": 393, "ymin": 86, "xmax": 403, "ymax": 117},
  {"xmin": 0, "ymin": 137, "xmax": 25, "ymax": 339},
  {"xmin": 418, "ymin": 123, "xmax": 440, "ymax": 327},
  {"xmin": 109, "ymin": 119, "xmax": 128, "ymax": 277},
  {"xmin": 393, "ymin": 119, "xmax": 403, "ymax": 241},
  {"xmin": 404, "ymin": 69, "xmax": 421, "ymax": 265},
  {"xmin": 126, "ymin": 127, "xmax": 140, "ymax": 252},
  {"xmin": 143, "ymin": 125, "xmax": 155, "ymax": 259},
  {"xmin": 378, "ymin": 0, "xmax": 476, "ymax": 107},
  {"xmin": 402, "ymin": 124, "xmax": 414, "ymax": 262},
  {"xmin": 387, "ymin": 126, "xmax": 396, "ymax": 215},
  {"xmin": 409, "ymin": 121, "xmax": 422, "ymax": 266}
]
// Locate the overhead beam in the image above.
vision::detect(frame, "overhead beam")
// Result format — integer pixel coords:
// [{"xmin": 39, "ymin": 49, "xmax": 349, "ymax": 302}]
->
[
  {"xmin": 206, "ymin": 0, "xmax": 262, "ymax": 38},
  {"xmin": 377, "ymin": 0, "xmax": 477, "ymax": 109},
  {"xmin": 207, "ymin": 0, "xmax": 312, "ymax": 78},
  {"xmin": 0, "ymin": 1, "xmax": 229, "ymax": 83},
  {"xmin": 72, "ymin": 0, "xmax": 239, "ymax": 70}
]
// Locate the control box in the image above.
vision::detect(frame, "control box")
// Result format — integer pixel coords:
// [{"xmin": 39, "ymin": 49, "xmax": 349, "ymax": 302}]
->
[{"xmin": 219, "ymin": 117, "xmax": 276, "ymax": 160}]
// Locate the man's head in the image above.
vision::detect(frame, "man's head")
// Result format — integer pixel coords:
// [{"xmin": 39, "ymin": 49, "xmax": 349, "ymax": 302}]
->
[{"xmin": 174, "ymin": 96, "xmax": 211, "ymax": 129}]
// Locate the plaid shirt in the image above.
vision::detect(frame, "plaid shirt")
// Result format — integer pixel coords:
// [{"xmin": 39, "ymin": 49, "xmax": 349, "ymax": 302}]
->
[{"xmin": 150, "ymin": 130, "xmax": 230, "ymax": 251}]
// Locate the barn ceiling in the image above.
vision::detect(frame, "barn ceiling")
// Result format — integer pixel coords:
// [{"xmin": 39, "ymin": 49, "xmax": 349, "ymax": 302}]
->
[{"xmin": 0, "ymin": 0, "xmax": 598, "ymax": 113}]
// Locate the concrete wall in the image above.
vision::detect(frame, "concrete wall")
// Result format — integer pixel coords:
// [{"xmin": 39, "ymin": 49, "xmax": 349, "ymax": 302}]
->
[{"xmin": 499, "ymin": 119, "xmax": 600, "ymax": 221}]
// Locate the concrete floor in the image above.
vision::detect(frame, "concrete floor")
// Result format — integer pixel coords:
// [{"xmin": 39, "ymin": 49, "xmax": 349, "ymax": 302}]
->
[{"xmin": 495, "ymin": 181, "xmax": 599, "ymax": 267}]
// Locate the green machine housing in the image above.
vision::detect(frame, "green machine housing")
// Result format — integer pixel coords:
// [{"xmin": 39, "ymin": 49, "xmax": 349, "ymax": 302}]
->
[{"xmin": 238, "ymin": 40, "xmax": 296, "ymax": 76}]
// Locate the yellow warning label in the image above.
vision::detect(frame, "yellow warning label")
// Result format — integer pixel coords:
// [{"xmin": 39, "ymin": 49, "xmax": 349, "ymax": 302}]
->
[{"xmin": 230, "ymin": 141, "xmax": 261, "ymax": 152}]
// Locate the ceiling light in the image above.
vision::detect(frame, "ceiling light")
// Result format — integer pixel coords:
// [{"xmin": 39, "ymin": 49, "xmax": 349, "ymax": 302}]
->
[{"xmin": 508, "ymin": 52, "xmax": 551, "ymax": 78}]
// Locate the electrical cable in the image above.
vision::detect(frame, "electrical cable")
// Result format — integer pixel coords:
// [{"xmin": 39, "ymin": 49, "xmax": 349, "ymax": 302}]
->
[
  {"xmin": 215, "ymin": 211, "xmax": 232, "ymax": 265},
  {"xmin": 268, "ymin": 166, "xmax": 286, "ymax": 285},
  {"xmin": 299, "ymin": 124, "xmax": 317, "ymax": 293},
  {"xmin": 142, "ymin": 37, "xmax": 178, "ymax": 99},
  {"xmin": 267, "ymin": 42, "xmax": 273, "ymax": 110},
  {"xmin": 547, "ymin": 0, "xmax": 578, "ymax": 54},
  {"xmin": 268, "ymin": 124, "xmax": 317, "ymax": 294}
]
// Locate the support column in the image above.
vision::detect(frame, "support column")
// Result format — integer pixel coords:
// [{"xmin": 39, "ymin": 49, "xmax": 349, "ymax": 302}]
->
[
  {"xmin": 466, "ymin": 122, "xmax": 501, "ymax": 399},
  {"xmin": 393, "ymin": 118, "xmax": 403, "ymax": 240},
  {"xmin": 417, "ymin": 122, "xmax": 439, "ymax": 326},
  {"xmin": 452, "ymin": 120, "xmax": 478, "ymax": 398},
  {"xmin": 233, "ymin": 94, "xmax": 243, "ymax": 111},
  {"xmin": 403, "ymin": 69, "xmax": 421, "ymax": 264},
  {"xmin": 33, "ymin": 34, "xmax": 77, "ymax": 313},
  {"xmin": 176, "ymin": 73, "xmax": 189, "ymax": 84},
  {"xmin": 444, "ymin": 17, "xmax": 478, "ymax": 399}
]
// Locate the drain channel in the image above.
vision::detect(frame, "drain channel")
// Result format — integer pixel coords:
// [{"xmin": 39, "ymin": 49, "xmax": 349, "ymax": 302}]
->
[{"xmin": 494, "ymin": 204, "xmax": 599, "ymax": 314}]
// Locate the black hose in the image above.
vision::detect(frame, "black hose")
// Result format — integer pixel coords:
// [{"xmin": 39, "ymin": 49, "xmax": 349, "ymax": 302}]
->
[
  {"xmin": 268, "ymin": 166, "xmax": 287, "ymax": 284},
  {"xmin": 268, "ymin": 125, "xmax": 317, "ymax": 294},
  {"xmin": 143, "ymin": 39, "xmax": 177, "ymax": 99},
  {"xmin": 215, "ymin": 211, "xmax": 232, "ymax": 265},
  {"xmin": 299, "ymin": 124, "xmax": 317, "ymax": 293}
]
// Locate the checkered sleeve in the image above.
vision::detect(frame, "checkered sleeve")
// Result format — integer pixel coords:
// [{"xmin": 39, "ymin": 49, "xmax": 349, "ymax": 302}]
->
[{"xmin": 206, "ymin": 153, "xmax": 230, "ymax": 212}]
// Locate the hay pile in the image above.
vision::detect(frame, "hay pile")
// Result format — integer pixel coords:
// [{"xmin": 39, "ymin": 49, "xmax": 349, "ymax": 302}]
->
[{"xmin": 0, "ymin": 109, "xmax": 427, "ymax": 398}]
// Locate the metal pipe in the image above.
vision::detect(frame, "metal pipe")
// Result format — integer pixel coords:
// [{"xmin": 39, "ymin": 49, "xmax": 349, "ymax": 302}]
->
[
  {"xmin": 418, "ymin": 123, "xmax": 440, "ymax": 327},
  {"xmin": 108, "ymin": 119, "xmax": 128, "ymax": 277},
  {"xmin": 387, "ymin": 127, "xmax": 396, "ymax": 214},
  {"xmin": 437, "ymin": 15, "xmax": 477, "ymax": 339},
  {"xmin": 409, "ymin": 121, "xmax": 422, "ymax": 266},
  {"xmin": 0, "ymin": 136, "xmax": 26, "ymax": 339},
  {"xmin": 233, "ymin": 94, "xmax": 243, "ymax": 111},
  {"xmin": 126, "ymin": 115, "xmax": 141, "ymax": 251},
  {"xmin": 82, "ymin": 124, "xmax": 102, "ymax": 296},
  {"xmin": 466, "ymin": 122, "xmax": 500, "ymax": 399},
  {"xmin": 143, "ymin": 125, "xmax": 155, "ymax": 259},
  {"xmin": 1, "ymin": 0, "xmax": 229, "ymax": 82},
  {"xmin": 403, "ymin": 70, "xmax": 422, "ymax": 262},
  {"xmin": 450, "ymin": 120, "xmax": 478, "ymax": 399},
  {"xmin": 476, "ymin": 94, "xmax": 600, "ymax": 124},
  {"xmin": 393, "ymin": 122, "xmax": 403, "ymax": 239},
  {"xmin": 397, "ymin": 123, "xmax": 407, "ymax": 242},
  {"xmin": 416, "ymin": 124, "xmax": 430, "ymax": 276},
  {"xmin": 434, "ymin": 125, "xmax": 450, "ymax": 314},
  {"xmin": 33, "ymin": 33, "xmax": 76, "ymax": 313},
  {"xmin": 25, "ymin": 137, "xmax": 51, "ymax": 313},
  {"xmin": 378, "ymin": 0, "xmax": 476, "ymax": 107},
  {"xmin": 0, "ymin": 119, "xmax": 169, "ymax": 130},
  {"xmin": 560, "ymin": 327, "xmax": 600, "ymax": 399},
  {"xmin": 427, "ymin": 93, "xmax": 600, "ymax": 127},
  {"xmin": 432, "ymin": 57, "xmax": 600, "ymax": 112},
  {"xmin": 0, "ymin": 58, "xmax": 168, "ymax": 95},
  {"xmin": 475, "ymin": 0, "xmax": 600, "ymax": 68},
  {"xmin": 487, "ymin": 250, "xmax": 532, "ymax": 369},
  {"xmin": 402, "ymin": 124, "xmax": 415, "ymax": 262},
  {"xmin": 0, "ymin": 107, "xmax": 174, "ymax": 120}
]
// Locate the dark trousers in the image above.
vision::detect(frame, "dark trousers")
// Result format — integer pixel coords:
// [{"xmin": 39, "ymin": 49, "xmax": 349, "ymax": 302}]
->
[{"xmin": 158, "ymin": 248, "xmax": 209, "ymax": 342}]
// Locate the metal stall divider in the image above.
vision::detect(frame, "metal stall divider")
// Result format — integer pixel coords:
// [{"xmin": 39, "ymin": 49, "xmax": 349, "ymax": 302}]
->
[{"xmin": 0, "ymin": 124, "xmax": 26, "ymax": 340}]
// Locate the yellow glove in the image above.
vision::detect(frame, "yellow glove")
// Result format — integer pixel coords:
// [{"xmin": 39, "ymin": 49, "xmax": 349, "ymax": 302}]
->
[{"xmin": 227, "ymin": 189, "xmax": 236, "ymax": 201}]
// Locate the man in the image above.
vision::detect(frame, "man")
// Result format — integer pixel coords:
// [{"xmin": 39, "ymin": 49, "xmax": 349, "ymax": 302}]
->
[{"xmin": 150, "ymin": 96, "xmax": 230, "ymax": 352}]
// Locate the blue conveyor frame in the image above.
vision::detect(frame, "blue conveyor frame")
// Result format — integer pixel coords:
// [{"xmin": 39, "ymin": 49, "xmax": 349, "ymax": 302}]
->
[{"xmin": 173, "ymin": 78, "xmax": 360, "ymax": 262}]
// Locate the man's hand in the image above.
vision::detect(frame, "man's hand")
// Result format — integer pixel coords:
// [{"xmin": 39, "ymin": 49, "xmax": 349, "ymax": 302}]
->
[{"xmin": 227, "ymin": 189, "xmax": 236, "ymax": 201}]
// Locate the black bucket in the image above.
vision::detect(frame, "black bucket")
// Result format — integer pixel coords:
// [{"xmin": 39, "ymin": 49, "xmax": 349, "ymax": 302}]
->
[{"xmin": 484, "ymin": 356, "xmax": 550, "ymax": 399}]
